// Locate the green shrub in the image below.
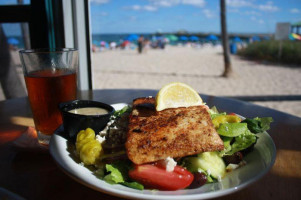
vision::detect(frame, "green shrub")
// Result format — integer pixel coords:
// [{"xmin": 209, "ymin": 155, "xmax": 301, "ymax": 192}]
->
[{"xmin": 238, "ymin": 40, "xmax": 301, "ymax": 66}]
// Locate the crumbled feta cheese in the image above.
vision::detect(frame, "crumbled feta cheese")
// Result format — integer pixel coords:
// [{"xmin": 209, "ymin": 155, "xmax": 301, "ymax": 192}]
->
[
  {"xmin": 148, "ymin": 96, "xmax": 153, "ymax": 98},
  {"xmin": 164, "ymin": 157, "xmax": 177, "ymax": 172},
  {"xmin": 217, "ymin": 175, "xmax": 222, "ymax": 182},
  {"xmin": 96, "ymin": 135, "xmax": 106, "ymax": 144},
  {"xmin": 79, "ymin": 162, "xmax": 84, "ymax": 166},
  {"xmin": 226, "ymin": 164, "xmax": 239, "ymax": 172}
]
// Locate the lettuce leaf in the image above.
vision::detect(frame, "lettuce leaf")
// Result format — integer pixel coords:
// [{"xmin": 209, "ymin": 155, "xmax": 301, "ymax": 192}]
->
[
  {"xmin": 103, "ymin": 160, "xmax": 144, "ymax": 190},
  {"xmin": 224, "ymin": 130, "xmax": 257, "ymax": 155},
  {"xmin": 122, "ymin": 182, "xmax": 144, "ymax": 190},
  {"xmin": 113, "ymin": 106, "xmax": 131, "ymax": 117},
  {"xmin": 104, "ymin": 162, "xmax": 128, "ymax": 183},
  {"xmin": 242, "ymin": 117, "xmax": 273, "ymax": 133}
]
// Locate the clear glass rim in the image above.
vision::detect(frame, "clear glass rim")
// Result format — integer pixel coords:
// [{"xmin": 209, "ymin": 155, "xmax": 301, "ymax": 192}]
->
[{"xmin": 19, "ymin": 48, "xmax": 78, "ymax": 54}]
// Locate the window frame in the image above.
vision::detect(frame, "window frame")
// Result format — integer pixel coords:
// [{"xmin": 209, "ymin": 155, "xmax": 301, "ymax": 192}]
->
[{"xmin": 0, "ymin": 0, "xmax": 92, "ymax": 91}]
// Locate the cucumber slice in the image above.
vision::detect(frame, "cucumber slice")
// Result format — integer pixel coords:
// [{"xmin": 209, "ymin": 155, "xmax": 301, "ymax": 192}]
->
[{"xmin": 197, "ymin": 152, "xmax": 226, "ymax": 179}]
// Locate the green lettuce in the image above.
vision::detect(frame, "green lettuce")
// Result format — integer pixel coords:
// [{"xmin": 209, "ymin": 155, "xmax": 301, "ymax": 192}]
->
[
  {"xmin": 113, "ymin": 106, "xmax": 131, "ymax": 117},
  {"xmin": 103, "ymin": 160, "xmax": 144, "ymax": 190},
  {"xmin": 224, "ymin": 130, "xmax": 257, "ymax": 155},
  {"xmin": 242, "ymin": 117, "xmax": 273, "ymax": 133}
]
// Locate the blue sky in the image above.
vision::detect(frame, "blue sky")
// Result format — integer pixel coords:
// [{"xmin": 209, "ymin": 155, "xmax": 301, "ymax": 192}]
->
[
  {"xmin": 1, "ymin": 0, "xmax": 301, "ymax": 35},
  {"xmin": 90, "ymin": 0, "xmax": 301, "ymax": 34}
]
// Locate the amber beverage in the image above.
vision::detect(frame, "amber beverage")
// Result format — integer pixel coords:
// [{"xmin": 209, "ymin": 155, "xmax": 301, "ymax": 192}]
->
[
  {"xmin": 25, "ymin": 69, "xmax": 77, "ymax": 135},
  {"xmin": 20, "ymin": 48, "xmax": 78, "ymax": 145}
]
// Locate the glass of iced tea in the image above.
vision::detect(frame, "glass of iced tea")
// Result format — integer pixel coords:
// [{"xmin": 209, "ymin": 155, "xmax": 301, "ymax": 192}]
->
[{"xmin": 19, "ymin": 48, "xmax": 78, "ymax": 145}]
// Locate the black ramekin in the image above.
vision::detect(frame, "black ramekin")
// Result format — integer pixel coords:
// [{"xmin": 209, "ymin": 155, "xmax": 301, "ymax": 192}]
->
[{"xmin": 59, "ymin": 100, "xmax": 114, "ymax": 142}]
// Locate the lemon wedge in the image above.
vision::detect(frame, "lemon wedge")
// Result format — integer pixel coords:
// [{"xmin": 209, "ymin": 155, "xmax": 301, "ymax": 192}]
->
[{"xmin": 156, "ymin": 82, "xmax": 203, "ymax": 111}]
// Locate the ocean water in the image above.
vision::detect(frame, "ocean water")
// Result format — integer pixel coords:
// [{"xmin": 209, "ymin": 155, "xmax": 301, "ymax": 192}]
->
[
  {"xmin": 9, "ymin": 34, "xmax": 153, "ymax": 48},
  {"xmin": 9, "ymin": 34, "xmax": 222, "ymax": 49},
  {"xmin": 92, "ymin": 33, "xmax": 153, "ymax": 45}
]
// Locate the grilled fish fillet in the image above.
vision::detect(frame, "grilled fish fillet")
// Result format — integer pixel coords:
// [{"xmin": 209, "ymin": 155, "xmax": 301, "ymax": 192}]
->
[{"xmin": 126, "ymin": 97, "xmax": 224, "ymax": 165}]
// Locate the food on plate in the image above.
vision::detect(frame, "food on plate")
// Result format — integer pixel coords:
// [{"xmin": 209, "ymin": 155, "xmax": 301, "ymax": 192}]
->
[
  {"xmin": 155, "ymin": 82, "xmax": 203, "ymax": 111},
  {"xmin": 129, "ymin": 163, "xmax": 194, "ymax": 190},
  {"xmin": 72, "ymin": 82, "xmax": 273, "ymax": 191},
  {"xmin": 76, "ymin": 128, "xmax": 103, "ymax": 165},
  {"xmin": 68, "ymin": 107, "xmax": 109, "ymax": 115},
  {"xmin": 126, "ymin": 97, "xmax": 224, "ymax": 165}
]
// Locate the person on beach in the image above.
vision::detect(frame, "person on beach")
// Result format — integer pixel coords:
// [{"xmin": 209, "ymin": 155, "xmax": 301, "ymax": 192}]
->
[{"xmin": 138, "ymin": 35, "xmax": 144, "ymax": 54}]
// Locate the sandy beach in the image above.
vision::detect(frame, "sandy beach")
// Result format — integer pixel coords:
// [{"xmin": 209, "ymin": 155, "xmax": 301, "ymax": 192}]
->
[
  {"xmin": 92, "ymin": 45, "xmax": 301, "ymax": 117},
  {"xmin": 1, "ymin": 45, "xmax": 300, "ymax": 117}
]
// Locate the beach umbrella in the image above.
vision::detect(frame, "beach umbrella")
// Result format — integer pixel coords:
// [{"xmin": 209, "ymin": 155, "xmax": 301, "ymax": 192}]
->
[
  {"xmin": 189, "ymin": 35, "xmax": 199, "ymax": 41},
  {"xmin": 232, "ymin": 36, "xmax": 241, "ymax": 42},
  {"xmin": 124, "ymin": 34, "xmax": 139, "ymax": 41},
  {"xmin": 155, "ymin": 36, "xmax": 163, "ymax": 41},
  {"xmin": 7, "ymin": 37, "xmax": 19, "ymax": 45},
  {"xmin": 165, "ymin": 34, "xmax": 178, "ymax": 42},
  {"xmin": 289, "ymin": 33, "xmax": 301, "ymax": 40},
  {"xmin": 179, "ymin": 36, "xmax": 188, "ymax": 41},
  {"xmin": 206, "ymin": 34, "xmax": 218, "ymax": 41},
  {"xmin": 252, "ymin": 36, "xmax": 261, "ymax": 41},
  {"xmin": 121, "ymin": 40, "xmax": 130, "ymax": 46}
]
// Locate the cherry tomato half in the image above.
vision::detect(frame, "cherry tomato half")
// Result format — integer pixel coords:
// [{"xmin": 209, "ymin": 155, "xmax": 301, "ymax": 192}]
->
[{"xmin": 129, "ymin": 164, "xmax": 193, "ymax": 191}]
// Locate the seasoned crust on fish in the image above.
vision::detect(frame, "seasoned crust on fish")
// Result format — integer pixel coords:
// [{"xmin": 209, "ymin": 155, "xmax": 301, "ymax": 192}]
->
[{"xmin": 126, "ymin": 97, "xmax": 224, "ymax": 165}]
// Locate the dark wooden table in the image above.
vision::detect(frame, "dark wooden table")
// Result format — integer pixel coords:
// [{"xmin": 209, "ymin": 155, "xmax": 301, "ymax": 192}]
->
[{"xmin": 1, "ymin": 89, "xmax": 300, "ymax": 200}]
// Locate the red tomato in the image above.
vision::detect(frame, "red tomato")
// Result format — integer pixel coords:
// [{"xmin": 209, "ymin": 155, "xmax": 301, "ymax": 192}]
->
[
  {"xmin": 228, "ymin": 112, "xmax": 236, "ymax": 116},
  {"xmin": 129, "ymin": 164, "xmax": 193, "ymax": 190}
]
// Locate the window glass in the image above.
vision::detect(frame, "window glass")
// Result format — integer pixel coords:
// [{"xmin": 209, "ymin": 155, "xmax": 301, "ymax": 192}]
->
[
  {"xmin": 0, "ymin": 23, "xmax": 29, "ymax": 100},
  {"xmin": 0, "ymin": 0, "xmax": 30, "ymax": 5},
  {"xmin": 89, "ymin": 0, "xmax": 301, "ymax": 117}
]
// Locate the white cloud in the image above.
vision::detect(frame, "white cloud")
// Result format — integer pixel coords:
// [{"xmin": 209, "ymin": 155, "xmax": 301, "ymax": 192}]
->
[
  {"xmin": 100, "ymin": 12, "xmax": 108, "ymax": 16},
  {"xmin": 125, "ymin": 5, "xmax": 157, "ymax": 12},
  {"xmin": 144, "ymin": 5, "xmax": 158, "ymax": 11},
  {"xmin": 125, "ymin": 0, "xmax": 205, "ymax": 12},
  {"xmin": 290, "ymin": 8, "xmax": 300, "ymax": 14},
  {"xmin": 202, "ymin": 9, "xmax": 215, "ymax": 18},
  {"xmin": 227, "ymin": 0, "xmax": 253, "ymax": 7},
  {"xmin": 150, "ymin": 0, "xmax": 180, "ymax": 7},
  {"xmin": 258, "ymin": 19, "xmax": 264, "ymax": 24},
  {"xmin": 229, "ymin": 8, "xmax": 240, "ymax": 13},
  {"xmin": 250, "ymin": 16, "xmax": 264, "ymax": 24},
  {"xmin": 182, "ymin": 0, "xmax": 206, "ymax": 7},
  {"xmin": 149, "ymin": 0, "xmax": 205, "ymax": 8},
  {"xmin": 258, "ymin": 1, "xmax": 279, "ymax": 12},
  {"xmin": 245, "ymin": 11, "xmax": 261, "ymax": 16},
  {"xmin": 89, "ymin": 0, "xmax": 110, "ymax": 4},
  {"xmin": 131, "ymin": 5, "xmax": 142, "ymax": 11},
  {"xmin": 128, "ymin": 16, "xmax": 137, "ymax": 21}
]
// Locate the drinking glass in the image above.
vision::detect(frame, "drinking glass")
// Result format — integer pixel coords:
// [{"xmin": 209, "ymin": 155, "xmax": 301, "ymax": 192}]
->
[{"xmin": 19, "ymin": 48, "xmax": 78, "ymax": 145}]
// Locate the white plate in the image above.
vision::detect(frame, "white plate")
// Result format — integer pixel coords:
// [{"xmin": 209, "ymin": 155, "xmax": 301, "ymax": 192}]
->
[{"xmin": 49, "ymin": 103, "xmax": 276, "ymax": 200}]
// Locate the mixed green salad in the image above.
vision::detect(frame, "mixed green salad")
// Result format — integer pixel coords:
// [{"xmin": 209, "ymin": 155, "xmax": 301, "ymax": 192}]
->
[{"xmin": 74, "ymin": 105, "xmax": 273, "ymax": 191}]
